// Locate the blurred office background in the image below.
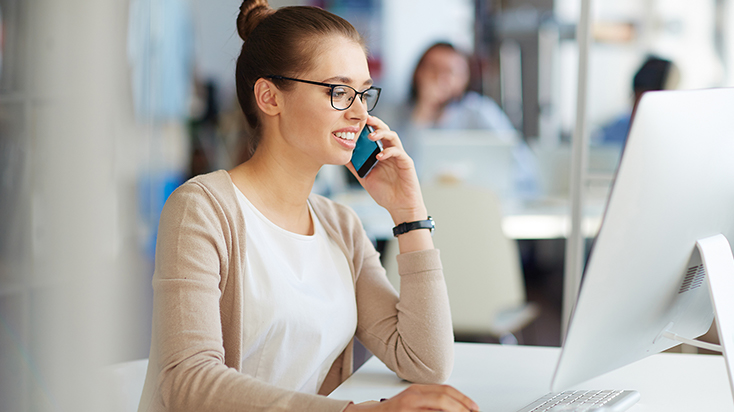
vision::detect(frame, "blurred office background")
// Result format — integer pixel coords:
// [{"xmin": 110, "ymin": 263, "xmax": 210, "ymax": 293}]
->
[{"xmin": 1, "ymin": 0, "xmax": 734, "ymax": 410}]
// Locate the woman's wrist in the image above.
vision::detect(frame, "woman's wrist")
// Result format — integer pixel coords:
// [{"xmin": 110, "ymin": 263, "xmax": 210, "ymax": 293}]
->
[
  {"xmin": 389, "ymin": 206, "xmax": 429, "ymax": 227},
  {"xmin": 391, "ymin": 207, "xmax": 434, "ymax": 254},
  {"xmin": 390, "ymin": 199, "xmax": 428, "ymax": 227},
  {"xmin": 395, "ymin": 228, "xmax": 434, "ymax": 254}
]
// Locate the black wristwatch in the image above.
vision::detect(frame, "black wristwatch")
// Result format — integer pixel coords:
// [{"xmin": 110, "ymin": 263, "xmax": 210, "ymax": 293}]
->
[{"xmin": 392, "ymin": 216, "xmax": 435, "ymax": 237}]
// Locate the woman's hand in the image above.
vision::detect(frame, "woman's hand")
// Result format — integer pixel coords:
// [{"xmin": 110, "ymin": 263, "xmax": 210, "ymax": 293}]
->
[
  {"xmin": 343, "ymin": 384, "xmax": 480, "ymax": 412},
  {"xmin": 346, "ymin": 116, "xmax": 427, "ymax": 227}
]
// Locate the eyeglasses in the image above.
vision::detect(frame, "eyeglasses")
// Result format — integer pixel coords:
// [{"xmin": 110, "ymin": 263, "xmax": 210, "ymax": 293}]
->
[{"xmin": 266, "ymin": 75, "xmax": 381, "ymax": 112}]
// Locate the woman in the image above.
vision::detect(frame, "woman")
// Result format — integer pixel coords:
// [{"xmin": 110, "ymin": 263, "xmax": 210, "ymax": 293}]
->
[
  {"xmin": 408, "ymin": 42, "xmax": 514, "ymax": 131},
  {"xmin": 137, "ymin": 2, "xmax": 478, "ymax": 411},
  {"xmin": 397, "ymin": 42, "xmax": 538, "ymax": 197}
]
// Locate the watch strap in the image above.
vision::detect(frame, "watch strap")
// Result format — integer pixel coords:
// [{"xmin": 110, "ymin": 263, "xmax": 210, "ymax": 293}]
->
[{"xmin": 392, "ymin": 216, "xmax": 434, "ymax": 237}]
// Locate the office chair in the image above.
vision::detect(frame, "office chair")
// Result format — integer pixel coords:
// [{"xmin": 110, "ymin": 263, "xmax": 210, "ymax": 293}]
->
[{"xmin": 382, "ymin": 183, "xmax": 538, "ymax": 344}]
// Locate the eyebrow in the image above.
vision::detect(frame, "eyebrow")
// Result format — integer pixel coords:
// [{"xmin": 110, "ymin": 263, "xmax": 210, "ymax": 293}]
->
[{"xmin": 322, "ymin": 76, "xmax": 374, "ymax": 87}]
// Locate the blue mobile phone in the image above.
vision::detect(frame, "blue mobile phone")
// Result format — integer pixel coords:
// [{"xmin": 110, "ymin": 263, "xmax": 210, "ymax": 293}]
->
[{"xmin": 350, "ymin": 125, "xmax": 382, "ymax": 178}]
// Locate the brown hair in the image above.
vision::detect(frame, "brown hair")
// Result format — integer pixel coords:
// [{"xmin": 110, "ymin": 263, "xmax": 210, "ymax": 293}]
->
[{"xmin": 236, "ymin": 1, "xmax": 365, "ymax": 157}]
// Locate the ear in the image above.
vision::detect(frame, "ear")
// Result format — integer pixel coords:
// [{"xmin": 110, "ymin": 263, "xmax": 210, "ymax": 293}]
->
[{"xmin": 253, "ymin": 78, "xmax": 282, "ymax": 117}]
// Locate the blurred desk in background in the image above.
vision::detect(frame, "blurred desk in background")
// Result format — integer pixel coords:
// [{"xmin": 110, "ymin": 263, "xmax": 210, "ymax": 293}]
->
[
  {"xmin": 501, "ymin": 196, "xmax": 605, "ymax": 240},
  {"xmin": 331, "ymin": 190, "xmax": 606, "ymax": 241}
]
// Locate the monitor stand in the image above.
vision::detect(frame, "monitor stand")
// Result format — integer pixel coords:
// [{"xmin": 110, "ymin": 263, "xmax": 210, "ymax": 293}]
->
[{"xmin": 660, "ymin": 234, "xmax": 734, "ymax": 403}]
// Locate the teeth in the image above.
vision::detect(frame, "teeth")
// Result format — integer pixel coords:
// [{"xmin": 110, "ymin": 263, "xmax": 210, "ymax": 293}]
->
[{"xmin": 334, "ymin": 132, "xmax": 356, "ymax": 140}]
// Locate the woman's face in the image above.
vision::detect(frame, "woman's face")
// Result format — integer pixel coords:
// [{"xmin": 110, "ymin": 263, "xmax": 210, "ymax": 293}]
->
[
  {"xmin": 415, "ymin": 46, "xmax": 469, "ymax": 104},
  {"xmin": 276, "ymin": 36, "xmax": 372, "ymax": 170}
]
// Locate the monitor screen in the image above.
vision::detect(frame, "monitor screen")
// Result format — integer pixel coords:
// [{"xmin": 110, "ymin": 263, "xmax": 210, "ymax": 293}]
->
[
  {"xmin": 417, "ymin": 130, "xmax": 518, "ymax": 198},
  {"xmin": 552, "ymin": 87, "xmax": 734, "ymax": 392}
]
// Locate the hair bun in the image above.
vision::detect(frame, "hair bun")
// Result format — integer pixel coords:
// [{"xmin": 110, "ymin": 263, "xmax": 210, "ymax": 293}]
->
[{"xmin": 237, "ymin": 0, "xmax": 273, "ymax": 42}]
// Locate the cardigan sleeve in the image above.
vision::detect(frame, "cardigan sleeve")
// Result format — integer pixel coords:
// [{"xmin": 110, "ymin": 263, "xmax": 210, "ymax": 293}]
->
[
  {"xmin": 347, "ymin": 212, "xmax": 455, "ymax": 383},
  {"xmin": 138, "ymin": 181, "xmax": 351, "ymax": 412}
]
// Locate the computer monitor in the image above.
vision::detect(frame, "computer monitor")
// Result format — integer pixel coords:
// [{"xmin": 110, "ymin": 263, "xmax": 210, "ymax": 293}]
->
[{"xmin": 551, "ymin": 88, "xmax": 734, "ymax": 397}]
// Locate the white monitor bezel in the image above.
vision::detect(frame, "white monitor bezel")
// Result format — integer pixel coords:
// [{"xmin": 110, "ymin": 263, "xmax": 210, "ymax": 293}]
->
[{"xmin": 551, "ymin": 88, "xmax": 734, "ymax": 394}]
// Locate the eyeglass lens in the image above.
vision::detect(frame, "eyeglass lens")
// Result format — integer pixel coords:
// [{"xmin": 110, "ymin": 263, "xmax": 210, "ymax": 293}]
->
[{"xmin": 331, "ymin": 86, "xmax": 379, "ymax": 111}]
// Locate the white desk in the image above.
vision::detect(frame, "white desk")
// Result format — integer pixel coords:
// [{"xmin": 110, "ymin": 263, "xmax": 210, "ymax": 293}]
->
[
  {"xmin": 329, "ymin": 343, "xmax": 734, "ymax": 411},
  {"xmin": 500, "ymin": 196, "xmax": 605, "ymax": 240}
]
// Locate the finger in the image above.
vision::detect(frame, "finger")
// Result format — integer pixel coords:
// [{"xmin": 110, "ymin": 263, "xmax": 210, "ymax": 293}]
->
[
  {"xmin": 361, "ymin": 123, "xmax": 390, "ymax": 142},
  {"xmin": 376, "ymin": 147, "xmax": 411, "ymax": 167},
  {"xmin": 366, "ymin": 115, "xmax": 391, "ymax": 132},
  {"xmin": 365, "ymin": 116, "xmax": 405, "ymax": 150},
  {"xmin": 373, "ymin": 129, "xmax": 403, "ymax": 147},
  {"xmin": 406, "ymin": 391, "xmax": 474, "ymax": 412}
]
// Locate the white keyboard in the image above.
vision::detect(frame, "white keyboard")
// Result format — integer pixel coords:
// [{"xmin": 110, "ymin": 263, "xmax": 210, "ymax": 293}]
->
[{"xmin": 516, "ymin": 389, "xmax": 641, "ymax": 412}]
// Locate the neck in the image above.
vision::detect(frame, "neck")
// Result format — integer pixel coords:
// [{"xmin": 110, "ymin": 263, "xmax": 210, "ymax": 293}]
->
[{"xmin": 229, "ymin": 139, "xmax": 319, "ymax": 235}]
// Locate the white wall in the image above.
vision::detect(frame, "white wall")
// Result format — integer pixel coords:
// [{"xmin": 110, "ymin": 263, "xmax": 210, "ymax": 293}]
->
[
  {"xmin": 554, "ymin": 0, "xmax": 729, "ymax": 136},
  {"xmin": 0, "ymin": 0, "xmax": 173, "ymax": 410},
  {"xmin": 727, "ymin": 1, "xmax": 734, "ymax": 86},
  {"xmin": 191, "ymin": 0, "xmax": 307, "ymax": 111},
  {"xmin": 650, "ymin": 0, "xmax": 724, "ymax": 90}
]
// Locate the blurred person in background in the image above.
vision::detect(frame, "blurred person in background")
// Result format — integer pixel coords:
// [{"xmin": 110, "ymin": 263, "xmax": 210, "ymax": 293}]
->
[
  {"xmin": 595, "ymin": 55, "xmax": 680, "ymax": 146},
  {"xmin": 398, "ymin": 42, "xmax": 538, "ymax": 198},
  {"xmin": 138, "ymin": 2, "xmax": 479, "ymax": 412},
  {"xmin": 408, "ymin": 42, "xmax": 514, "ymax": 132}
]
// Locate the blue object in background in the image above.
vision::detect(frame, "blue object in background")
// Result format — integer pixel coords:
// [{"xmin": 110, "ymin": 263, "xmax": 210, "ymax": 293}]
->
[
  {"xmin": 138, "ymin": 171, "xmax": 185, "ymax": 259},
  {"xmin": 128, "ymin": 0, "xmax": 195, "ymax": 123},
  {"xmin": 596, "ymin": 112, "xmax": 632, "ymax": 146}
]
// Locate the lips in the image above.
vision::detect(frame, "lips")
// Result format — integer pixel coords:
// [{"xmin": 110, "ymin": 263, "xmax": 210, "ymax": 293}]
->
[{"xmin": 332, "ymin": 130, "xmax": 358, "ymax": 150}]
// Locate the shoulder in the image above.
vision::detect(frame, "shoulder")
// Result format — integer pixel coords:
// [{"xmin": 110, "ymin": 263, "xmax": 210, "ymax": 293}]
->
[
  {"xmin": 155, "ymin": 171, "xmax": 240, "ymax": 279},
  {"xmin": 460, "ymin": 91, "xmax": 502, "ymax": 110},
  {"xmin": 181, "ymin": 169, "xmax": 235, "ymax": 197},
  {"xmin": 160, "ymin": 170, "xmax": 239, "ymax": 229},
  {"xmin": 456, "ymin": 92, "xmax": 516, "ymax": 132},
  {"xmin": 167, "ymin": 170, "xmax": 236, "ymax": 208}
]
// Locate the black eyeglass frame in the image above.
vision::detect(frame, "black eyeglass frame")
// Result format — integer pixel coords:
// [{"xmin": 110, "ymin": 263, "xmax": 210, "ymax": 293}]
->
[{"xmin": 265, "ymin": 75, "xmax": 382, "ymax": 112}]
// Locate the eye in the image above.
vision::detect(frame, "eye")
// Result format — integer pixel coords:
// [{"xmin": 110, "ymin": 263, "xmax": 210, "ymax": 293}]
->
[{"xmin": 332, "ymin": 86, "xmax": 350, "ymax": 100}]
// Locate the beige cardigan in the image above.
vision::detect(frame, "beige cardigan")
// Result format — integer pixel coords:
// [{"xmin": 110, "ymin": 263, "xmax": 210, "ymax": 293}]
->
[{"xmin": 138, "ymin": 170, "xmax": 454, "ymax": 411}]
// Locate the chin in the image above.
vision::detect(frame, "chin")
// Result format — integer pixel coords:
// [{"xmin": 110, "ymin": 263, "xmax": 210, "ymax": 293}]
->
[{"xmin": 331, "ymin": 153, "xmax": 353, "ymax": 167}]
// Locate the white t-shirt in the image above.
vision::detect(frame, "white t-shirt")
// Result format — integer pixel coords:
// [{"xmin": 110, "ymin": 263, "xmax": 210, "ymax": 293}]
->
[{"xmin": 234, "ymin": 185, "xmax": 358, "ymax": 394}]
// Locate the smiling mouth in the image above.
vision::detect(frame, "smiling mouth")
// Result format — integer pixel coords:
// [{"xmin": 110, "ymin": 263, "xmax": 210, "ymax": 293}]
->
[{"xmin": 334, "ymin": 131, "xmax": 357, "ymax": 141}]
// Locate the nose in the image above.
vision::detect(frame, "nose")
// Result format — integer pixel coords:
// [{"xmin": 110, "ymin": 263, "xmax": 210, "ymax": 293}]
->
[{"xmin": 346, "ymin": 94, "xmax": 369, "ymax": 120}]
